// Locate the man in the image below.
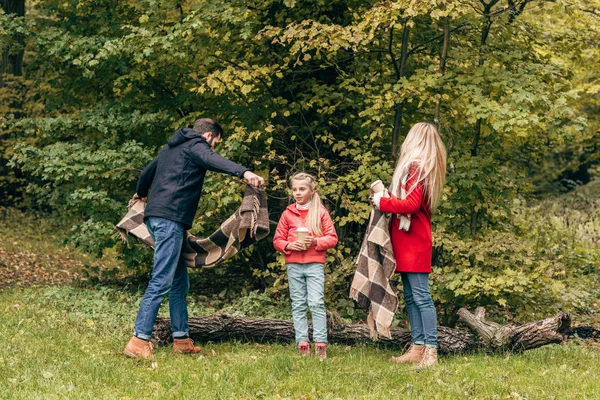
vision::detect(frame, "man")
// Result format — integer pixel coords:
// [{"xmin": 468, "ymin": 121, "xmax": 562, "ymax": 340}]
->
[{"xmin": 124, "ymin": 118, "xmax": 264, "ymax": 358}]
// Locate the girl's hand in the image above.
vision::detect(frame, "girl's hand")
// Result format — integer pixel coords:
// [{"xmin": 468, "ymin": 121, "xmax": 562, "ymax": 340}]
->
[
  {"xmin": 286, "ymin": 241, "xmax": 305, "ymax": 251},
  {"xmin": 305, "ymin": 234, "xmax": 317, "ymax": 247}
]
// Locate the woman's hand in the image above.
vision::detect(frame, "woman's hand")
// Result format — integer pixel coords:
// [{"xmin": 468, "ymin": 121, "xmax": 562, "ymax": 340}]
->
[
  {"xmin": 370, "ymin": 191, "xmax": 383, "ymax": 209},
  {"xmin": 286, "ymin": 241, "xmax": 305, "ymax": 251},
  {"xmin": 370, "ymin": 189, "xmax": 390, "ymax": 210},
  {"xmin": 304, "ymin": 234, "xmax": 317, "ymax": 247}
]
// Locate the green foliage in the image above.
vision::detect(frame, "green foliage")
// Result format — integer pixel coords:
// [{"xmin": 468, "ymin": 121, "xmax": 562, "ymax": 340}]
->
[
  {"xmin": 2, "ymin": 0, "xmax": 599, "ymax": 317},
  {"xmin": 435, "ymin": 180, "xmax": 600, "ymax": 321}
]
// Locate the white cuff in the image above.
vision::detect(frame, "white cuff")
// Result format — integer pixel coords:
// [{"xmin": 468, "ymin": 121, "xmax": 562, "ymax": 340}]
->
[{"xmin": 372, "ymin": 191, "xmax": 384, "ymax": 209}]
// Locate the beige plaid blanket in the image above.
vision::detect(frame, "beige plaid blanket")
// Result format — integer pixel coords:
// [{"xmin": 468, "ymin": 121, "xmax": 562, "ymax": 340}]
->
[
  {"xmin": 115, "ymin": 185, "xmax": 269, "ymax": 268},
  {"xmin": 350, "ymin": 209, "xmax": 398, "ymax": 339}
]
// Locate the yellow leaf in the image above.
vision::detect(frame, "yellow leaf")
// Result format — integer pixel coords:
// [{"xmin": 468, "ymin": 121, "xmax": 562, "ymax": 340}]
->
[{"xmin": 241, "ymin": 85, "xmax": 252, "ymax": 95}]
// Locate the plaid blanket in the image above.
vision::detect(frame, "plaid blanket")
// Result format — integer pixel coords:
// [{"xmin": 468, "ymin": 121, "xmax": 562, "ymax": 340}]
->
[
  {"xmin": 350, "ymin": 209, "xmax": 398, "ymax": 339},
  {"xmin": 115, "ymin": 185, "xmax": 269, "ymax": 268}
]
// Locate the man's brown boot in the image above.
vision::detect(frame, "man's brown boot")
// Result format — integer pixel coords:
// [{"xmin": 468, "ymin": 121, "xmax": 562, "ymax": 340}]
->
[
  {"xmin": 390, "ymin": 344, "xmax": 425, "ymax": 364},
  {"xmin": 418, "ymin": 347, "xmax": 438, "ymax": 368},
  {"xmin": 123, "ymin": 336, "xmax": 154, "ymax": 359},
  {"xmin": 173, "ymin": 338, "xmax": 201, "ymax": 354}
]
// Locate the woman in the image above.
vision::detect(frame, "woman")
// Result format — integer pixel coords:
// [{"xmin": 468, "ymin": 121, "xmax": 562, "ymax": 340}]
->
[{"xmin": 371, "ymin": 122, "xmax": 447, "ymax": 367}]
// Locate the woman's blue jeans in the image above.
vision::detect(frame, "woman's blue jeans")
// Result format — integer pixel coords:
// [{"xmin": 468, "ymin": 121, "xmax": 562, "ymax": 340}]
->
[
  {"xmin": 287, "ymin": 263, "xmax": 328, "ymax": 344},
  {"xmin": 401, "ymin": 272, "xmax": 438, "ymax": 348},
  {"xmin": 133, "ymin": 217, "xmax": 190, "ymax": 340}
]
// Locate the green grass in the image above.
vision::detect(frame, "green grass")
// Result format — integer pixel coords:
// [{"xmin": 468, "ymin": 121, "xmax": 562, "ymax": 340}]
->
[
  {"xmin": 1, "ymin": 286, "xmax": 599, "ymax": 399},
  {"xmin": 0, "ymin": 201, "xmax": 599, "ymax": 399}
]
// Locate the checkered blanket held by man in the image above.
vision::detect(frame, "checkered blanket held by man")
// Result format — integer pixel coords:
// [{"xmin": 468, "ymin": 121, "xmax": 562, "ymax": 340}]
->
[
  {"xmin": 116, "ymin": 185, "xmax": 269, "ymax": 268},
  {"xmin": 350, "ymin": 209, "xmax": 398, "ymax": 339}
]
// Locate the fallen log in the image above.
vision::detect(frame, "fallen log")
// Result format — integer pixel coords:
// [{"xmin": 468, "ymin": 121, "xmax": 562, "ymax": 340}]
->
[
  {"xmin": 457, "ymin": 307, "xmax": 571, "ymax": 351},
  {"xmin": 153, "ymin": 308, "xmax": 571, "ymax": 354}
]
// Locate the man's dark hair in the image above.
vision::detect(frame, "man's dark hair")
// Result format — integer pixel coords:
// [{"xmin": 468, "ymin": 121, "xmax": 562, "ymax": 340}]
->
[{"xmin": 192, "ymin": 118, "xmax": 223, "ymax": 138}]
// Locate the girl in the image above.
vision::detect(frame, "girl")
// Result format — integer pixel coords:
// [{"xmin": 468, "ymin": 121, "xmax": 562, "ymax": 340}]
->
[
  {"xmin": 273, "ymin": 172, "xmax": 338, "ymax": 359},
  {"xmin": 371, "ymin": 122, "xmax": 447, "ymax": 367}
]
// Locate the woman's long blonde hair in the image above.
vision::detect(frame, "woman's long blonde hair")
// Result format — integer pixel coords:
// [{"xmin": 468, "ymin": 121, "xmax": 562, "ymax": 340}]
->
[
  {"xmin": 290, "ymin": 172, "xmax": 323, "ymax": 236},
  {"xmin": 390, "ymin": 122, "xmax": 447, "ymax": 212}
]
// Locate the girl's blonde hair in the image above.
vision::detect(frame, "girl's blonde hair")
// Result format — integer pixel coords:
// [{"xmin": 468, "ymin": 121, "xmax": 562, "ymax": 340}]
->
[
  {"xmin": 290, "ymin": 172, "xmax": 323, "ymax": 236},
  {"xmin": 390, "ymin": 122, "xmax": 447, "ymax": 212}
]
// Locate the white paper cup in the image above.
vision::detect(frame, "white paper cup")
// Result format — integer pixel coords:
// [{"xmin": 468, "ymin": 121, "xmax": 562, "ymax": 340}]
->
[
  {"xmin": 296, "ymin": 227, "xmax": 309, "ymax": 250},
  {"xmin": 370, "ymin": 180, "xmax": 385, "ymax": 193}
]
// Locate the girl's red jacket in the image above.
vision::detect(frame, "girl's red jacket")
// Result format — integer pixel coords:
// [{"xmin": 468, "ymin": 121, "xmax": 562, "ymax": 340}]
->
[{"xmin": 273, "ymin": 204, "xmax": 338, "ymax": 264}]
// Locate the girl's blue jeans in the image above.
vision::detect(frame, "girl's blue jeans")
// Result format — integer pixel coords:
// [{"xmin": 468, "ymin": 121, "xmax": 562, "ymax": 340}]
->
[
  {"xmin": 401, "ymin": 272, "xmax": 438, "ymax": 348},
  {"xmin": 287, "ymin": 263, "xmax": 328, "ymax": 344},
  {"xmin": 133, "ymin": 217, "xmax": 190, "ymax": 340}
]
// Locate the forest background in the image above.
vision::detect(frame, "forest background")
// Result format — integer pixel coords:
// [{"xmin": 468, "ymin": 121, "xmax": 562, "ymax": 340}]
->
[{"xmin": 1, "ymin": 0, "xmax": 599, "ymax": 325}]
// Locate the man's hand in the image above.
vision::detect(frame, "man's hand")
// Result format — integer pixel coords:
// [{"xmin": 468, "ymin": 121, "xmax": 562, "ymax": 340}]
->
[
  {"xmin": 132, "ymin": 193, "xmax": 147, "ymax": 202},
  {"xmin": 243, "ymin": 171, "xmax": 265, "ymax": 187},
  {"xmin": 129, "ymin": 193, "xmax": 146, "ymax": 209},
  {"xmin": 286, "ymin": 241, "xmax": 305, "ymax": 251}
]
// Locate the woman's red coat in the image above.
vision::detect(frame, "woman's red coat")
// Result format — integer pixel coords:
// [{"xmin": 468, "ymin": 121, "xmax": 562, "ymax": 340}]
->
[{"xmin": 378, "ymin": 171, "xmax": 432, "ymax": 273}]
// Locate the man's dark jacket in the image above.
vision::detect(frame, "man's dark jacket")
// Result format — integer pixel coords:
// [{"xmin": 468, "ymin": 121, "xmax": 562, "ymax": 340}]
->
[{"xmin": 136, "ymin": 128, "xmax": 249, "ymax": 229}]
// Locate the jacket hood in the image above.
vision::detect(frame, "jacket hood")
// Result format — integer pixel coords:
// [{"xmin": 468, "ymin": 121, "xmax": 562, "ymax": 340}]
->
[
  {"xmin": 167, "ymin": 128, "xmax": 205, "ymax": 147},
  {"xmin": 286, "ymin": 203, "xmax": 327, "ymax": 215},
  {"xmin": 286, "ymin": 203, "xmax": 301, "ymax": 215}
]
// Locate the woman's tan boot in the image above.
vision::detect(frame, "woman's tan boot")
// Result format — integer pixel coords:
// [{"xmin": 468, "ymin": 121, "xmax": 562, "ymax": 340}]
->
[
  {"xmin": 418, "ymin": 347, "xmax": 438, "ymax": 368},
  {"xmin": 390, "ymin": 344, "xmax": 426, "ymax": 363}
]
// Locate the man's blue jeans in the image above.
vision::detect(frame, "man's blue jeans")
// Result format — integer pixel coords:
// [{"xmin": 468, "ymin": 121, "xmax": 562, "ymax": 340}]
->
[
  {"xmin": 401, "ymin": 272, "xmax": 438, "ymax": 348},
  {"xmin": 133, "ymin": 217, "xmax": 190, "ymax": 340},
  {"xmin": 287, "ymin": 263, "xmax": 328, "ymax": 344}
]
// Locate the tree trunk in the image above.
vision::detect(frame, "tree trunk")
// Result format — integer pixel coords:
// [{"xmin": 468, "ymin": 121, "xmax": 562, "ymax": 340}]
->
[
  {"xmin": 152, "ymin": 308, "xmax": 571, "ymax": 354},
  {"xmin": 469, "ymin": 0, "xmax": 498, "ymax": 237},
  {"xmin": 390, "ymin": 22, "xmax": 411, "ymax": 159},
  {"xmin": 0, "ymin": 0, "xmax": 26, "ymax": 77},
  {"xmin": 434, "ymin": 17, "xmax": 450, "ymax": 128}
]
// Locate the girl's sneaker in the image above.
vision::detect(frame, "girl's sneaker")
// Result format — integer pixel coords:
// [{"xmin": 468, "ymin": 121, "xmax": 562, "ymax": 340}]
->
[
  {"xmin": 298, "ymin": 341, "xmax": 310, "ymax": 356},
  {"xmin": 315, "ymin": 343, "xmax": 327, "ymax": 360}
]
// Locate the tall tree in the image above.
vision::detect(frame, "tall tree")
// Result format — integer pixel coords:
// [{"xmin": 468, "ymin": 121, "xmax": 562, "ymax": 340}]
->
[
  {"xmin": 0, "ymin": 0, "xmax": 25, "ymax": 76},
  {"xmin": 4, "ymin": 0, "xmax": 598, "ymax": 317}
]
